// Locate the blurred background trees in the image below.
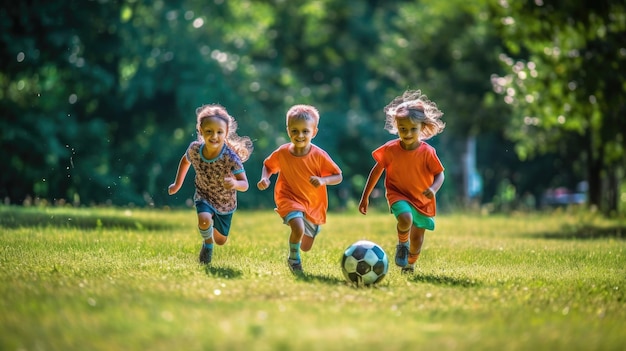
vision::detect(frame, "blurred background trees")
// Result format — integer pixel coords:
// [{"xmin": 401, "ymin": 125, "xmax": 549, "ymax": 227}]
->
[
  {"xmin": 489, "ymin": 0, "xmax": 626, "ymax": 215},
  {"xmin": 1, "ymin": 0, "xmax": 624, "ymax": 215}
]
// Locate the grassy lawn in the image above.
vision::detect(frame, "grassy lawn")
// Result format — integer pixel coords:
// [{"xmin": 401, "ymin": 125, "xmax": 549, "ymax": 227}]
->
[{"xmin": 0, "ymin": 205, "xmax": 624, "ymax": 350}]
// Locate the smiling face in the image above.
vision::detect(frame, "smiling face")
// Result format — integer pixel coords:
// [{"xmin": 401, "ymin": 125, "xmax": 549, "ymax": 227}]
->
[
  {"xmin": 199, "ymin": 116, "xmax": 228, "ymax": 157},
  {"xmin": 395, "ymin": 117, "xmax": 422, "ymax": 150},
  {"xmin": 287, "ymin": 118, "xmax": 318, "ymax": 155}
]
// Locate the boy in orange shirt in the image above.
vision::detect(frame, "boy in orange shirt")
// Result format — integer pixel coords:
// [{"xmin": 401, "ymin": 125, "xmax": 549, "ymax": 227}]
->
[
  {"xmin": 257, "ymin": 104, "xmax": 343, "ymax": 272},
  {"xmin": 359, "ymin": 90, "xmax": 446, "ymax": 273}
]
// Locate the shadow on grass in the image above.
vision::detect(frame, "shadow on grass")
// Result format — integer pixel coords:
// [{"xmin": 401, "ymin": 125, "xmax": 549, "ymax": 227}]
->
[
  {"xmin": 204, "ymin": 265, "xmax": 243, "ymax": 279},
  {"xmin": 533, "ymin": 225, "xmax": 625, "ymax": 240},
  {"xmin": 0, "ymin": 207, "xmax": 177, "ymax": 231},
  {"xmin": 293, "ymin": 271, "xmax": 345, "ymax": 285},
  {"xmin": 408, "ymin": 273, "xmax": 480, "ymax": 287}
]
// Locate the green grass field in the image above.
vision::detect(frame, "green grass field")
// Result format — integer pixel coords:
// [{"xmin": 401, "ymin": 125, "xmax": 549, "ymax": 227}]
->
[{"xmin": 1, "ymin": 205, "xmax": 624, "ymax": 351}]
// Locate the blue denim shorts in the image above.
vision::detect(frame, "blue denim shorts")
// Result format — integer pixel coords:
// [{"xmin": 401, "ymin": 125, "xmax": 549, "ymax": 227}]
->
[{"xmin": 195, "ymin": 200, "xmax": 233, "ymax": 236}]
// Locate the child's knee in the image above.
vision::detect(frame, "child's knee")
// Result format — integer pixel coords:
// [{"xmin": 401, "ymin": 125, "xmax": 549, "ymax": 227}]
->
[
  {"xmin": 288, "ymin": 219, "xmax": 306, "ymax": 237},
  {"xmin": 198, "ymin": 213, "xmax": 213, "ymax": 230},
  {"xmin": 396, "ymin": 212, "xmax": 412, "ymax": 229},
  {"xmin": 301, "ymin": 236, "xmax": 314, "ymax": 251},
  {"xmin": 213, "ymin": 234, "xmax": 228, "ymax": 245}
]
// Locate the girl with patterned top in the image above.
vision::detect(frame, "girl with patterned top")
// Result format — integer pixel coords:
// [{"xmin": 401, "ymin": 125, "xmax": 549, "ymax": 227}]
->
[
  {"xmin": 359, "ymin": 90, "xmax": 446, "ymax": 274},
  {"xmin": 169, "ymin": 104, "xmax": 253, "ymax": 264},
  {"xmin": 257, "ymin": 104, "xmax": 343, "ymax": 272}
]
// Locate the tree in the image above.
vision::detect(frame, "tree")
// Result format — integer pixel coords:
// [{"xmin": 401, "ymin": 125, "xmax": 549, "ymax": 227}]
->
[
  {"xmin": 366, "ymin": 0, "xmax": 513, "ymax": 207},
  {"xmin": 0, "ymin": 0, "xmax": 279, "ymax": 207},
  {"xmin": 6, "ymin": 0, "xmax": 607, "ymax": 213},
  {"xmin": 0, "ymin": 0, "xmax": 122, "ymax": 205},
  {"xmin": 489, "ymin": 0, "xmax": 626, "ymax": 214}
]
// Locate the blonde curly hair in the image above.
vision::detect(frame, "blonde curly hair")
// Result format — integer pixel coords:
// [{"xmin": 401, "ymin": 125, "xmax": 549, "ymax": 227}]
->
[
  {"xmin": 195, "ymin": 104, "xmax": 253, "ymax": 162},
  {"xmin": 383, "ymin": 90, "xmax": 445, "ymax": 140}
]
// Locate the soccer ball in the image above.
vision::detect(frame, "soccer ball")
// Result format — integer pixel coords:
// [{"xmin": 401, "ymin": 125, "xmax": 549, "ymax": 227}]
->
[{"xmin": 341, "ymin": 240, "xmax": 389, "ymax": 286}]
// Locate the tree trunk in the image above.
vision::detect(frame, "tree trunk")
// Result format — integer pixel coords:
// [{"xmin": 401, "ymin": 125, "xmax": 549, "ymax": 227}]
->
[
  {"xmin": 586, "ymin": 133, "xmax": 603, "ymax": 211},
  {"xmin": 605, "ymin": 164, "xmax": 621, "ymax": 215},
  {"xmin": 461, "ymin": 135, "xmax": 481, "ymax": 208}
]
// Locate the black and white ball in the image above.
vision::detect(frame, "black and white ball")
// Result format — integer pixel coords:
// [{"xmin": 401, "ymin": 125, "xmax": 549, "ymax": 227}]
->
[{"xmin": 341, "ymin": 240, "xmax": 389, "ymax": 286}]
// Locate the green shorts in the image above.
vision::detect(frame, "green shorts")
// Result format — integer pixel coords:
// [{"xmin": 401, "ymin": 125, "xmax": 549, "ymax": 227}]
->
[{"xmin": 390, "ymin": 201, "xmax": 435, "ymax": 231}]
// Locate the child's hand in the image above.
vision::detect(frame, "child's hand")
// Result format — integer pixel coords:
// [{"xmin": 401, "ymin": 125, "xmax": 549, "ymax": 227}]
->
[
  {"xmin": 257, "ymin": 178, "xmax": 271, "ymax": 190},
  {"xmin": 423, "ymin": 187, "xmax": 436, "ymax": 199},
  {"xmin": 358, "ymin": 199, "xmax": 369, "ymax": 215},
  {"xmin": 168, "ymin": 183, "xmax": 179, "ymax": 195},
  {"xmin": 223, "ymin": 177, "xmax": 236, "ymax": 190},
  {"xmin": 309, "ymin": 176, "xmax": 325, "ymax": 187}
]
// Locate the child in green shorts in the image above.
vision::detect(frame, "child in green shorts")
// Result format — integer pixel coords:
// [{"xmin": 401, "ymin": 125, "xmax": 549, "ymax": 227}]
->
[{"xmin": 359, "ymin": 90, "xmax": 446, "ymax": 273}]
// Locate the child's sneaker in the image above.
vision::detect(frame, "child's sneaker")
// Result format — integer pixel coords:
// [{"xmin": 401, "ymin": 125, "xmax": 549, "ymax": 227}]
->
[
  {"xmin": 394, "ymin": 243, "xmax": 409, "ymax": 267},
  {"xmin": 199, "ymin": 245, "xmax": 213, "ymax": 264},
  {"xmin": 401, "ymin": 264, "xmax": 415, "ymax": 274},
  {"xmin": 287, "ymin": 258, "xmax": 303, "ymax": 272}
]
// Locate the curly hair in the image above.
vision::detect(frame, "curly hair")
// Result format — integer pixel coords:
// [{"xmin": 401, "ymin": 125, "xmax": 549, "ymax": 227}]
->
[
  {"xmin": 383, "ymin": 90, "xmax": 445, "ymax": 140},
  {"xmin": 195, "ymin": 104, "xmax": 253, "ymax": 162}
]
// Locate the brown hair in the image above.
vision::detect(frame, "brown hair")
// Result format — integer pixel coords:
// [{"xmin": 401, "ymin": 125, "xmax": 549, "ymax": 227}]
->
[{"xmin": 195, "ymin": 104, "xmax": 253, "ymax": 162}]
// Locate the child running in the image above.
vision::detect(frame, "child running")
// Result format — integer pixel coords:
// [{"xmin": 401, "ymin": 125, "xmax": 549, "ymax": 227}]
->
[
  {"xmin": 257, "ymin": 104, "xmax": 343, "ymax": 272},
  {"xmin": 169, "ymin": 104, "xmax": 253, "ymax": 264},
  {"xmin": 359, "ymin": 90, "xmax": 446, "ymax": 273}
]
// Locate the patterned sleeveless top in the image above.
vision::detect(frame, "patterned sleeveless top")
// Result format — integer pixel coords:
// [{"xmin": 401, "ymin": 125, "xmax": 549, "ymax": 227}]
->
[{"xmin": 186, "ymin": 141, "xmax": 245, "ymax": 214}]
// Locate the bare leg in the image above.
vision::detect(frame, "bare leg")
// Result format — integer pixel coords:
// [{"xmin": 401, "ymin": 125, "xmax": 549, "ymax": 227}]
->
[
  {"xmin": 408, "ymin": 226, "xmax": 425, "ymax": 264},
  {"xmin": 396, "ymin": 212, "xmax": 412, "ymax": 235},
  {"xmin": 198, "ymin": 212, "xmax": 214, "ymax": 244},
  {"xmin": 198, "ymin": 212, "xmax": 228, "ymax": 245},
  {"xmin": 197, "ymin": 212, "xmax": 215, "ymax": 264},
  {"xmin": 213, "ymin": 231, "xmax": 228, "ymax": 245},
  {"xmin": 288, "ymin": 217, "xmax": 305, "ymax": 245},
  {"xmin": 394, "ymin": 212, "xmax": 412, "ymax": 267},
  {"xmin": 287, "ymin": 217, "xmax": 305, "ymax": 271}
]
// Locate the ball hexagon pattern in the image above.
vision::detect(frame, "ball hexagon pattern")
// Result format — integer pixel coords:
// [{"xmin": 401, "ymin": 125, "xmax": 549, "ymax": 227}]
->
[{"xmin": 341, "ymin": 240, "xmax": 389, "ymax": 286}]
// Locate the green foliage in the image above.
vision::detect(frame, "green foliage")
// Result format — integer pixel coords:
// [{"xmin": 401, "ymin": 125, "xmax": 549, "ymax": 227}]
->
[
  {"xmin": 1, "ymin": 0, "xmax": 623, "ymax": 214},
  {"xmin": 488, "ymin": 0, "xmax": 626, "ymax": 212},
  {"xmin": 0, "ymin": 206, "xmax": 625, "ymax": 350}
]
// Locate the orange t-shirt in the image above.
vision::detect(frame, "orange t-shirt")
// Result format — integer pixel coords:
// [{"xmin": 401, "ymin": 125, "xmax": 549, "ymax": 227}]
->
[
  {"xmin": 263, "ymin": 144, "xmax": 342, "ymax": 224},
  {"xmin": 372, "ymin": 140, "xmax": 444, "ymax": 217}
]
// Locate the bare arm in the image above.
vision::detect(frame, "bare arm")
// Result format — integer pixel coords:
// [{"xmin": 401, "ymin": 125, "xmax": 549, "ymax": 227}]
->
[
  {"xmin": 224, "ymin": 171, "xmax": 249, "ymax": 192},
  {"xmin": 257, "ymin": 165, "xmax": 274, "ymax": 191},
  {"xmin": 358, "ymin": 163, "xmax": 384, "ymax": 215},
  {"xmin": 168, "ymin": 155, "xmax": 191, "ymax": 195},
  {"xmin": 423, "ymin": 171, "xmax": 445, "ymax": 199},
  {"xmin": 309, "ymin": 173, "xmax": 343, "ymax": 187}
]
